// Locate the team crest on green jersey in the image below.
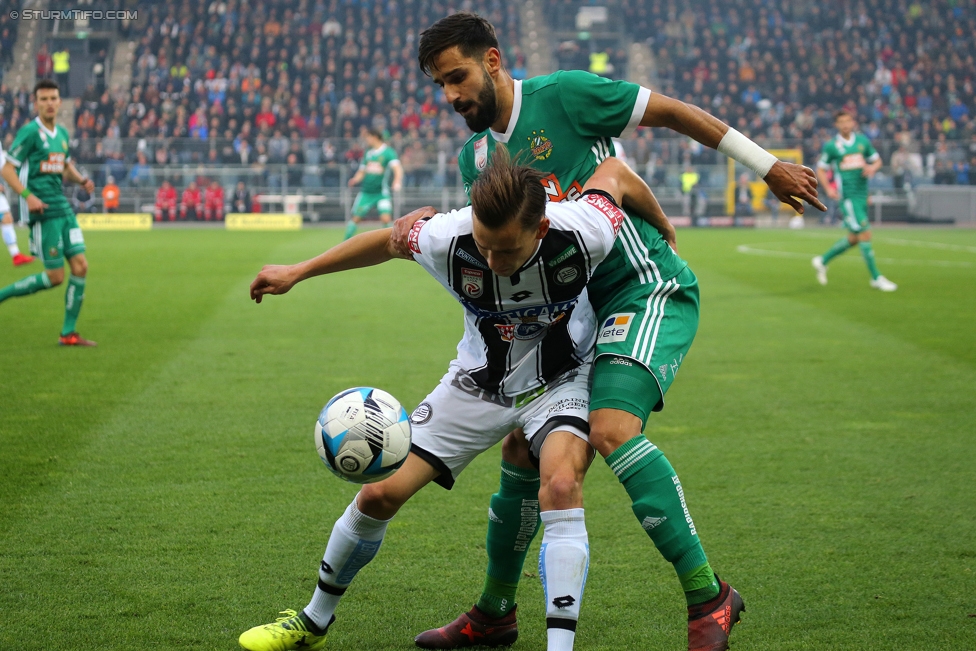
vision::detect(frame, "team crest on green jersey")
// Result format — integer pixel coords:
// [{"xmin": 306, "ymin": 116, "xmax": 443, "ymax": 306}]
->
[{"xmin": 529, "ymin": 130, "xmax": 553, "ymax": 161}]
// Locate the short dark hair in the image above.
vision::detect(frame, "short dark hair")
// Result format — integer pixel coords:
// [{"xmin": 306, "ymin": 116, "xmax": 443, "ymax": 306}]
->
[
  {"xmin": 33, "ymin": 79, "xmax": 59, "ymax": 97},
  {"xmin": 470, "ymin": 147, "xmax": 547, "ymax": 231},
  {"xmin": 834, "ymin": 109, "xmax": 854, "ymax": 121},
  {"xmin": 364, "ymin": 126, "xmax": 384, "ymax": 140},
  {"xmin": 418, "ymin": 12, "xmax": 500, "ymax": 77}
]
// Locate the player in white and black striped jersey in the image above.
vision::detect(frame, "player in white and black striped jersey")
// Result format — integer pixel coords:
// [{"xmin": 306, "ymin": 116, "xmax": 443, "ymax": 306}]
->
[{"xmin": 240, "ymin": 149, "xmax": 661, "ymax": 651}]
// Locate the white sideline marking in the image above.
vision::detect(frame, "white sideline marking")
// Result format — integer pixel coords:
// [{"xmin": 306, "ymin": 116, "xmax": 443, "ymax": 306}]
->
[{"xmin": 735, "ymin": 244, "xmax": 974, "ymax": 268}]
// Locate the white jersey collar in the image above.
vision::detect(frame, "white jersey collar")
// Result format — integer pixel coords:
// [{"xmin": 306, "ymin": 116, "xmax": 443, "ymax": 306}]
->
[
  {"xmin": 489, "ymin": 79, "xmax": 522, "ymax": 144},
  {"xmin": 35, "ymin": 117, "xmax": 58, "ymax": 138},
  {"xmin": 836, "ymin": 132, "xmax": 856, "ymax": 148}
]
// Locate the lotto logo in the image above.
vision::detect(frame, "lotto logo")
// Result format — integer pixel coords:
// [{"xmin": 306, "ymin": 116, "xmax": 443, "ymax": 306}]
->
[{"xmin": 597, "ymin": 313, "xmax": 635, "ymax": 344}]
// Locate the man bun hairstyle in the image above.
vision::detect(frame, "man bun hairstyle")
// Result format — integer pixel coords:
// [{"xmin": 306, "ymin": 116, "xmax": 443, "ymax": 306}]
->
[
  {"xmin": 33, "ymin": 78, "xmax": 60, "ymax": 97},
  {"xmin": 418, "ymin": 12, "xmax": 500, "ymax": 76},
  {"xmin": 470, "ymin": 147, "xmax": 547, "ymax": 231}
]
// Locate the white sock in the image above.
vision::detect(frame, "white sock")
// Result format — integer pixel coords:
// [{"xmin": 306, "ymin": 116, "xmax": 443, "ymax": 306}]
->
[
  {"xmin": 304, "ymin": 497, "xmax": 391, "ymax": 630},
  {"xmin": 539, "ymin": 508, "xmax": 589, "ymax": 651},
  {"xmin": 2, "ymin": 223, "xmax": 19, "ymax": 256}
]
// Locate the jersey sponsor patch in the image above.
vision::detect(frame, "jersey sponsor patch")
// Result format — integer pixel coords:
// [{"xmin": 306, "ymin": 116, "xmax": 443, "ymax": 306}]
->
[
  {"xmin": 583, "ymin": 192, "xmax": 625, "ymax": 233},
  {"xmin": 40, "ymin": 152, "xmax": 65, "ymax": 174},
  {"xmin": 597, "ymin": 313, "xmax": 635, "ymax": 344},
  {"xmin": 407, "ymin": 218, "xmax": 426, "ymax": 255},
  {"xmin": 839, "ymin": 153, "xmax": 866, "ymax": 171},
  {"xmin": 455, "ymin": 247, "xmax": 488, "ymax": 269},
  {"xmin": 474, "ymin": 135, "xmax": 489, "ymax": 171},
  {"xmin": 461, "ymin": 267, "xmax": 484, "ymax": 298},
  {"xmin": 554, "ymin": 265, "xmax": 580, "ymax": 285},
  {"xmin": 540, "ymin": 173, "xmax": 583, "ymax": 203}
]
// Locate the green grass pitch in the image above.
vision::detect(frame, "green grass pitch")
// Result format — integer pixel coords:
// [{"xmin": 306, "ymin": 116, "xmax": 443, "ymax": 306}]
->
[{"xmin": 1, "ymin": 226, "xmax": 974, "ymax": 650}]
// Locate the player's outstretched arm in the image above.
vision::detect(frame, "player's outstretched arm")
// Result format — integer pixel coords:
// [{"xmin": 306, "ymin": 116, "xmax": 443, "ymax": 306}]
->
[
  {"xmin": 582, "ymin": 157, "xmax": 677, "ymax": 252},
  {"xmin": 389, "ymin": 205, "xmax": 438, "ymax": 257},
  {"xmin": 640, "ymin": 93, "xmax": 826, "ymax": 213},
  {"xmin": 1, "ymin": 161, "xmax": 47, "ymax": 213},
  {"xmin": 250, "ymin": 229, "xmax": 409, "ymax": 303},
  {"xmin": 64, "ymin": 160, "xmax": 94, "ymax": 193}
]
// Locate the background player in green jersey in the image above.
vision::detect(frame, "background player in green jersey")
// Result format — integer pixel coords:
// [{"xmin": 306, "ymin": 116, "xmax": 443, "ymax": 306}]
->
[
  {"xmin": 345, "ymin": 127, "xmax": 404, "ymax": 240},
  {"xmin": 813, "ymin": 110, "xmax": 897, "ymax": 291},
  {"xmin": 386, "ymin": 13, "xmax": 825, "ymax": 651},
  {"xmin": 1, "ymin": 142, "xmax": 36, "ymax": 266},
  {"xmin": 0, "ymin": 79, "xmax": 97, "ymax": 346}
]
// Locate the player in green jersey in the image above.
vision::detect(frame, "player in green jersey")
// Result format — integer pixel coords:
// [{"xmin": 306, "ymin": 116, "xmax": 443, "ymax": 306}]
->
[
  {"xmin": 0, "ymin": 79, "xmax": 96, "ymax": 346},
  {"xmin": 813, "ymin": 110, "xmax": 897, "ymax": 291},
  {"xmin": 345, "ymin": 127, "xmax": 404, "ymax": 240},
  {"xmin": 387, "ymin": 13, "xmax": 822, "ymax": 651}
]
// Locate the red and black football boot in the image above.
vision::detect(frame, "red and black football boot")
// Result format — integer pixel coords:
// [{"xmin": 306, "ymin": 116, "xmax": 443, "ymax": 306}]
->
[
  {"xmin": 58, "ymin": 332, "xmax": 97, "ymax": 347},
  {"xmin": 687, "ymin": 577, "xmax": 745, "ymax": 651},
  {"xmin": 414, "ymin": 605, "xmax": 518, "ymax": 649}
]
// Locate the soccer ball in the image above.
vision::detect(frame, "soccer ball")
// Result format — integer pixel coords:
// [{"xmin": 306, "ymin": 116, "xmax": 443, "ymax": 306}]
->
[{"xmin": 315, "ymin": 387, "xmax": 412, "ymax": 484}]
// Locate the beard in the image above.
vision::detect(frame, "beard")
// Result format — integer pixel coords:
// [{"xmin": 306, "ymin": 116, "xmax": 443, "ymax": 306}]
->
[{"xmin": 454, "ymin": 72, "xmax": 499, "ymax": 133}]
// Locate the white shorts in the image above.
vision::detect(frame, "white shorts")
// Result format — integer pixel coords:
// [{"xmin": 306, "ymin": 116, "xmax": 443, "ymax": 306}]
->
[
  {"xmin": 0, "ymin": 193, "xmax": 9, "ymax": 215},
  {"xmin": 409, "ymin": 362, "xmax": 591, "ymax": 489}
]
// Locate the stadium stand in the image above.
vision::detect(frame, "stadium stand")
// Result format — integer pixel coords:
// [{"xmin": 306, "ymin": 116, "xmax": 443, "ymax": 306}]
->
[{"xmin": 1, "ymin": 0, "xmax": 975, "ymax": 218}]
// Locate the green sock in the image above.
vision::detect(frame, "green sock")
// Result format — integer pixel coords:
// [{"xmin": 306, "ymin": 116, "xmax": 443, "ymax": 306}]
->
[
  {"xmin": 859, "ymin": 241, "xmax": 881, "ymax": 279},
  {"xmin": 821, "ymin": 237, "xmax": 853, "ymax": 264},
  {"xmin": 476, "ymin": 461, "xmax": 541, "ymax": 618},
  {"xmin": 679, "ymin": 561, "xmax": 721, "ymax": 606},
  {"xmin": 61, "ymin": 275, "xmax": 86, "ymax": 336},
  {"xmin": 606, "ymin": 436, "xmax": 719, "ymax": 606},
  {"xmin": 343, "ymin": 221, "xmax": 357, "ymax": 240},
  {"xmin": 0, "ymin": 271, "xmax": 52, "ymax": 303}
]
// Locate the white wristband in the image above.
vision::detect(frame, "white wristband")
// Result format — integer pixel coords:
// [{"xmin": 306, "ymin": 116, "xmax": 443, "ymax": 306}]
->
[{"xmin": 717, "ymin": 128, "xmax": 779, "ymax": 178}]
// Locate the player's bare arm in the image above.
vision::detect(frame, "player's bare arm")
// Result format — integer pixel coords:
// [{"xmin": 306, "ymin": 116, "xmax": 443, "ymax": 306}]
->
[
  {"xmin": 863, "ymin": 156, "xmax": 883, "ymax": 178},
  {"xmin": 640, "ymin": 93, "xmax": 826, "ymax": 214},
  {"xmin": 64, "ymin": 160, "xmax": 95, "ymax": 193},
  {"xmin": 1, "ymin": 160, "xmax": 47, "ymax": 213},
  {"xmin": 391, "ymin": 161, "xmax": 404, "ymax": 192},
  {"xmin": 583, "ymin": 157, "xmax": 677, "ymax": 252},
  {"xmin": 816, "ymin": 166, "xmax": 839, "ymax": 200},
  {"xmin": 347, "ymin": 168, "xmax": 365, "ymax": 187},
  {"xmin": 250, "ymin": 229, "xmax": 411, "ymax": 303},
  {"xmin": 390, "ymin": 205, "xmax": 438, "ymax": 257}
]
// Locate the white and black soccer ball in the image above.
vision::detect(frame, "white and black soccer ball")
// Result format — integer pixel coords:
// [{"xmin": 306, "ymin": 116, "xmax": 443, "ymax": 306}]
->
[{"xmin": 315, "ymin": 387, "xmax": 411, "ymax": 484}]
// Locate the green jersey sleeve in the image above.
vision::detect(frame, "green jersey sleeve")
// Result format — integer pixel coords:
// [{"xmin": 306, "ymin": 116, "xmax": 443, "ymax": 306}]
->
[
  {"xmin": 384, "ymin": 147, "xmax": 399, "ymax": 167},
  {"xmin": 863, "ymin": 137, "xmax": 880, "ymax": 162},
  {"xmin": 458, "ymin": 143, "xmax": 477, "ymax": 203},
  {"xmin": 817, "ymin": 142, "xmax": 837, "ymax": 169},
  {"xmin": 555, "ymin": 70, "xmax": 650, "ymax": 140},
  {"xmin": 6, "ymin": 125, "xmax": 37, "ymax": 167}
]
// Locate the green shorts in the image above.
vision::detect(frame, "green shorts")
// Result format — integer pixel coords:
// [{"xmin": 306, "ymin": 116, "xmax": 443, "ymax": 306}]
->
[
  {"xmin": 839, "ymin": 197, "xmax": 870, "ymax": 233},
  {"xmin": 29, "ymin": 214, "xmax": 86, "ymax": 269},
  {"xmin": 352, "ymin": 191, "xmax": 392, "ymax": 218},
  {"xmin": 590, "ymin": 265, "xmax": 700, "ymax": 424}
]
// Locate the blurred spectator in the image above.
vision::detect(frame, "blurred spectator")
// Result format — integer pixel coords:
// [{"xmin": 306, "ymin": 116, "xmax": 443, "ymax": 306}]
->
[
  {"xmin": 154, "ymin": 180, "xmax": 177, "ymax": 221},
  {"xmin": 180, "ymin": 181, "xmax": 204, "ymax": 220},
  {"xmin": 204, "ymin": 181, "xmax": 225, "ymax": 221},
  {"xmin": 102, "ymin": 176, "xmax": 120, "ymax": 213},
  {"xmin": 36, "ymin": 44, "xmax": 53, "ymax": 80},
  {"xmin": 734, "ymin": 174, "xmax": 753, "ymax": 216},
  {"xmin": 128, "ymin": 151, "xmax": 151, "ymax": 187},
  {"xmin": 232, "ymin": 181, "xmax": 251, "ymax": 213}
]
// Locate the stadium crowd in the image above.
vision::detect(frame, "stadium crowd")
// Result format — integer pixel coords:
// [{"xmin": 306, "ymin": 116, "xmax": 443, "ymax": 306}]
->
[{"xmin": 0, "ymin": 0, "xmax": 975, "ymax": 198}]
